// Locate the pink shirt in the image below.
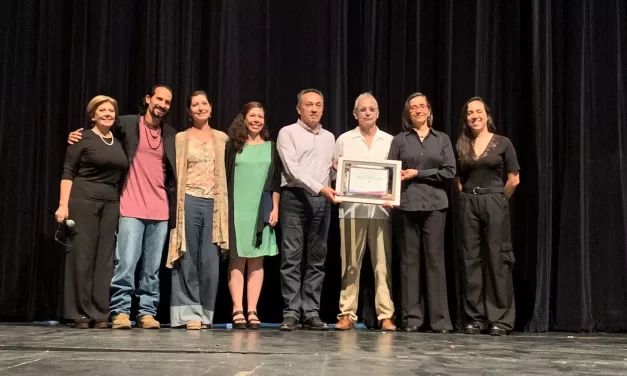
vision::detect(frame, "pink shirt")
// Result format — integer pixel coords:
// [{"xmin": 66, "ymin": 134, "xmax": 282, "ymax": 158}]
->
[{"xmin": 119, "ymin": 116, "xmax": 169, "ymax": 220}]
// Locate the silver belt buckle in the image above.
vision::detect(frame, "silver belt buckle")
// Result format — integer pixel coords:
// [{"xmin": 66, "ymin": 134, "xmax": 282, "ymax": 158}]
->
[{"xmin": 472, "ymin": 187, "xmax": 480, "ymax": 195}]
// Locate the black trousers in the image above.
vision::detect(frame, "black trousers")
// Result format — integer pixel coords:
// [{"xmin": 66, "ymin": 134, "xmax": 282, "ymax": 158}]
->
[
  {"xmin": 279, "ymin": 188, "xmax": 331, "ymax": 321},
  {"xmin": 63, "ymin": 196, "xmax": 119, "ymax": 323},
  {"xmin": 458, "ymin": 192, "xmax": 516, "ymax": 330},
  {"xmin": 397, "ymin": 209, "xmax": 453, "ymax": 330}
]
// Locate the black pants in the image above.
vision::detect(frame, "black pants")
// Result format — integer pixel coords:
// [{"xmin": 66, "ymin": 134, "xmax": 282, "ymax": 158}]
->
[
  {"xmin": 279, "ymin": 188, "xmax": 331, "ymax": 321},
  {"xmin": 63, "ymin": 196, "xmax": 119, "ymax": 323},
  {"xmin": 398, "ymin": 209, "xmax": 452, "ymax": 330},
  {"xmin": 458, "ymin": 192, "xmax": 515, "ymax": 330}
]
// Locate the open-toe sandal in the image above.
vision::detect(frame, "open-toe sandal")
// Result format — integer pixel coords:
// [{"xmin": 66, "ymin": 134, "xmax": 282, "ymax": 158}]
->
[
  {"xmin": 247, "ymin": 311, "xmax": 261, "ymax": 330},
  {"xmin": 186, "ymin": 320, "xmax": 202, "ymax": 330},
  {"xmin": 232, "ymin": 311, "xmax": 247, "ymax": 330}
]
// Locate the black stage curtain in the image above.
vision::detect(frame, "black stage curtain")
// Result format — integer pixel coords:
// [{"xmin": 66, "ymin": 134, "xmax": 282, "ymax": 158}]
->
[{"xmin": 1, "ymin": 0, "xmax": 625, "ymax": 332}]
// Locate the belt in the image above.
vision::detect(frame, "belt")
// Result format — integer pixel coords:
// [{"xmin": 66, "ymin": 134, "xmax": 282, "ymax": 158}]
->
[
  {"xmin": 282, "ymin": 186, "xmax": 319, "ymax": 197},
  {"xmin": 462, "ymin": 186, "xmax": 505, "ymax": 195}
]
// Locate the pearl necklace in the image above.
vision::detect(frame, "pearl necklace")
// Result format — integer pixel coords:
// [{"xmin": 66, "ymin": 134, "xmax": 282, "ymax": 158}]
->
[
  {"xmin": 99, "ymin": 135, "xmax": 114, "ymax": 146},
  {"xmin": 93, "ymin": 130, "xmax": 114, "ymax": 146}
]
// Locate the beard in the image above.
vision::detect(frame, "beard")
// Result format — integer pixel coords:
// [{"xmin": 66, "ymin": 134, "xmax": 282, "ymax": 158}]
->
[{"xmin": 150, "ymin": 106, "xmax": 167, "ymax": 119}]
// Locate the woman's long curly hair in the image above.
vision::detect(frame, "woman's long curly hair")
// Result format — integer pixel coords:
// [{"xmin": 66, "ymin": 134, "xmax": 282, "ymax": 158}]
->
[
  {"xmin": 228, "ymin": 102, "xmax": 270, "ymax": 153},
  {"xmin": 455, "ymin": 96, "xmax": 497, "ymax": 167}
]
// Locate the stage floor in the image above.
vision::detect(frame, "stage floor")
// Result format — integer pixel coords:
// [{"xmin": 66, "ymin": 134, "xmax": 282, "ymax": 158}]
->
[{"xmin": 0, "ymin": 325, "xmax": 625, "ymax": 375}]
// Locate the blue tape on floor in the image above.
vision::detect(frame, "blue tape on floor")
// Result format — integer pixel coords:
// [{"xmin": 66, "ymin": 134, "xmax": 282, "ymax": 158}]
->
[{"xmin": 22, "ymin": 321, "xmax": 370, "ymax": 330}]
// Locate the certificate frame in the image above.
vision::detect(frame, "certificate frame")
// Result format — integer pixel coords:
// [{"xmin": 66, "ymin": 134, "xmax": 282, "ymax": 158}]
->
[{"xmin": 335, "ymin": 157, "xmax": 402, "ymax": 206}]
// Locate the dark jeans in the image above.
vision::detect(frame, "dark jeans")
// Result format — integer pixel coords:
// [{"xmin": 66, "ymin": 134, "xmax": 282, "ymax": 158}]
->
[
  {"xmin": 458, "ymin": 192, "xmax": 516, "ymax": 330},
  {"xmin": 63, "ymin": 196, "xmax": 119, "ymax": 323},
  {"xmin": 279, "ymin": 188, "xmax": 331, "ymax": 321},
  {"xmin": 397, "ymin": 209, "xmax": 453, "ymax": 330}
]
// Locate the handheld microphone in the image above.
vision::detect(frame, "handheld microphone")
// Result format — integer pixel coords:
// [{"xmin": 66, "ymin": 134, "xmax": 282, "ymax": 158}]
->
[
  {"xmin": 48, "ymin": 208, "xmax": 77, "ymax": 246},
  {"xmin": 47, "ymin": 208, "xmax": 75, "ymax": 228}
]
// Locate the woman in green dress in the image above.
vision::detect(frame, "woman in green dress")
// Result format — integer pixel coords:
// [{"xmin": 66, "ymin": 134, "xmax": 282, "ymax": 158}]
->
[{"xmin": 225, "ymin": 102, "xmax": 281, "ymax": 330}]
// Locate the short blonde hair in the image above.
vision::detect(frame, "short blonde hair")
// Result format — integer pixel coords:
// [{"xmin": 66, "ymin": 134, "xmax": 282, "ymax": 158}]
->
[{"xmin": 86, "ymin": 95, "xmax": 118, "ymax": 123}]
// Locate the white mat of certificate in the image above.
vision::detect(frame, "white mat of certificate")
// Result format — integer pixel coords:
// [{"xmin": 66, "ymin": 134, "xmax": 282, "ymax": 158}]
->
[{"xmin": 347, "ymin": 166, "xmax": 388, "ymax": 196}]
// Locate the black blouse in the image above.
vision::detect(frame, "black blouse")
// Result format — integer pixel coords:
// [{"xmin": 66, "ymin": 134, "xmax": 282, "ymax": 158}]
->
[
  {"xmin": 62, "ymin": 130, "xmax": 128, "ymax": 201},
  {"xmin": 225, "ymin": 140, "xmax": 282, "ymax": 256},
  {"xmin": 457, "ymin": 134, "xmax": 520, "ymax": 190},
  {"xmin": 388, "ymin": 129, "xmax": 456, "ymax": 211}
]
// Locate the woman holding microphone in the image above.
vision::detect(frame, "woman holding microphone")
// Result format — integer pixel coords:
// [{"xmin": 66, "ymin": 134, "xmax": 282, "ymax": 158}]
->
[{"xmin": 55, "ymin": 95, "xmax": 128, "ymax": 329}]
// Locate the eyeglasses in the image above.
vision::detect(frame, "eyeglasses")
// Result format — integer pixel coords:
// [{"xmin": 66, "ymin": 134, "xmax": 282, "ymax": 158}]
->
[{"xmin": 409, "ymin": 104, "xmax": 429, "ymax": 111}]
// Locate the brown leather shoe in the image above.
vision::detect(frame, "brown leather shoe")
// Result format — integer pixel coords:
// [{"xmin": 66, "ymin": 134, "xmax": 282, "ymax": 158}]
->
[
  {"xmin": 93, "ymin": 321, "xmax": 108, "ymax": 329},
  {"xmin": 74, "ymin": 322, "xmax": 89, "ymax": 329},
  {"xmin": 137, "ymin": 315, "xmax": 160, "ymax": 329},
  {"xmin": 379, "ymin": 318, "xmax": 396, "ymax": 331},
  {"xmin": 334, "ymin": 315, "xmax": 355, "ymax": 330},
  {"xmin": 111, "ymin": 313, "xmax": 132, "ymax": 329}
]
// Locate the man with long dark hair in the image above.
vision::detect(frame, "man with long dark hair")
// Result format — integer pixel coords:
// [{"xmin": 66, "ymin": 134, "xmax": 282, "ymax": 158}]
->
[{"xmin": 67, "ymin": 85, "xmax": 177, "ymax": 329}]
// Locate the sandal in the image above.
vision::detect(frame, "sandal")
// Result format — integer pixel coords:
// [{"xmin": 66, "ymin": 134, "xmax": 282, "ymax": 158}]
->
[
  {"xmin": 186, "ymin": 320, "xmax": 202, "ymax": 330},
  {"xmin": 247, "ymin": 311, "xmax": 261, "ymax": 330},
  {"xmin": 232, "ymin": 311, "xmax": 247, "ymax": 330}
]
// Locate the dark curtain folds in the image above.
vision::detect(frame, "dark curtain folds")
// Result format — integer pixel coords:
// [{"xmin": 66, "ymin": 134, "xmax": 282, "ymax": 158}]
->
[
  {"xmin": 526, "ymin": 0, "xmax": 627, "ymax": 332},
  {"xmin": 1, "ymin": 0, "xmax": 626, "ymax": 332}
]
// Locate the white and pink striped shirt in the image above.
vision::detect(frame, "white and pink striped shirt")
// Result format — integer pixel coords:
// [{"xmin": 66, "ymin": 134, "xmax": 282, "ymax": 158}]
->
[{"xmin": 277, "ymin": 119, "xmax": 336, "ymax": 194}]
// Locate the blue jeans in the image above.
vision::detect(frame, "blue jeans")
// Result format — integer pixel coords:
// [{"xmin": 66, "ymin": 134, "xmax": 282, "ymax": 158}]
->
[{"xmin": 109, "ymin": 216, "xmax": 168, "ymax": 317}]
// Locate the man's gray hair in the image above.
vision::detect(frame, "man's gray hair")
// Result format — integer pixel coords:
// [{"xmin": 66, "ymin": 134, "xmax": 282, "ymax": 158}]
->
[
  {"xmin": 353, "ymin": 92, "xmax": 378, "ymax": 111},
  {"xmin": 296, "ymin": 88, "xmax": 324, "ymax": 106}
]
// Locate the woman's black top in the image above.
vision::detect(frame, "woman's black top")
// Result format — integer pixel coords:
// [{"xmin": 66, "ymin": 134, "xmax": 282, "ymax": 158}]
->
[
  {"xmin": 388, "ymin": 128, "xmax": 456, "ymax": 211},
  {"xmin": 61, "ymin": 130, "xmax": 128, "ymax": 201},
  {"xmin": 457, "ymin": 134, "xmax": 520, "ymax": 190}
]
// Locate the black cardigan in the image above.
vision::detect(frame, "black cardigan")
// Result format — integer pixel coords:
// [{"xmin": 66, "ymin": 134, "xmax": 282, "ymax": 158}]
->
[{"xmin": 225, "ymin": 140, "xmax": 282, "ymax": 256}]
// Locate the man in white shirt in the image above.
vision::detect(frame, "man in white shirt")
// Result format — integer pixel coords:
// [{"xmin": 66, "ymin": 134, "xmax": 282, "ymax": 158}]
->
[{"xmin": 333, "ymin": 93, "xmax": 396, "ymax": 331}]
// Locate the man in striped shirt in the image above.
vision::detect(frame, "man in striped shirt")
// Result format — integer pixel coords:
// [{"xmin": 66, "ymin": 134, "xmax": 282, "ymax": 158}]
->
[{"xmin": 276, "ymin": 88, "xmax": 339, "ymax": 331}]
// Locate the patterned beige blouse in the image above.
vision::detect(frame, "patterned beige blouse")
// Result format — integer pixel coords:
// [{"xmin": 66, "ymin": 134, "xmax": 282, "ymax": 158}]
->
[
  {"xmin": 167, "ymin": 129, "xmax": 229, "ymax": 268},
  {"xmin": 185, "ymin": 136, "xmax": 215, "ymax": 198}
]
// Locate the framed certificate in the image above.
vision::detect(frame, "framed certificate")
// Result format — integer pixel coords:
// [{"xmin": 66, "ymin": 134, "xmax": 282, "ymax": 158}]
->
[{"xmin": 335, "ymin": 157, "xmax": 402, "ymax": 206}]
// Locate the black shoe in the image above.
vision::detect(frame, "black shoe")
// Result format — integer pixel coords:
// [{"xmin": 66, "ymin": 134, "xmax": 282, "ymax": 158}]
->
[
  {"xmin": 489, "ymin": 323, "xmax": 508, "ymax": 336},
  {"xmin": 403, "ymin": 326, "xmax": 419, "ymax": 332},
  {"xmin": 464, "ymin": 322, "xmax": 482, "ymax": 335},
  {"xmin": 436, "ymin": 329, "xmax": 451, "ymax": 334},
  {"xmin": 302, "ymin": 316, "xmax": 329, "ymax": 330},
  {"xmin": 279, "ymin": 317, "xmax": 299, "ymax": 331}
]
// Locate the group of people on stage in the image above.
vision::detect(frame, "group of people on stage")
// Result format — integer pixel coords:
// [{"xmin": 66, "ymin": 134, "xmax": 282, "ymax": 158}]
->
[{"xmin": 55, "ymin": 85, "xmax": 519, "ymax": 336}]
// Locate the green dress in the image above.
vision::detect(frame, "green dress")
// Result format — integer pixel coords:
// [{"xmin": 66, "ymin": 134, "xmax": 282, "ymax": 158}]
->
[{"xmin": 233, "ymin": 141, "xmax": 278, "ymax": 258}]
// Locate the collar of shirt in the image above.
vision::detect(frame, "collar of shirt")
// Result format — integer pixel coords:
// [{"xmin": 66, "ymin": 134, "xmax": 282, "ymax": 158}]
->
[
  {"xmin": 405, "ymin": 127, "xmax": 440, "ymax": 138},
  {"xmin": 297, "ymin": 118, "xmax": 322, "ymax": 134},
  {"xmin": 349, "ymin": 126, "xmax": 387, "ymax": 142}
]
